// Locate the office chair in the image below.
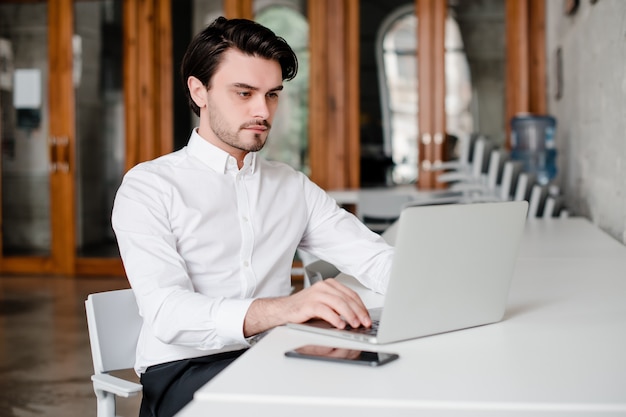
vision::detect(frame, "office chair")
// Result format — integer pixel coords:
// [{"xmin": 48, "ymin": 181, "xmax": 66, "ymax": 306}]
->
[
  {"xmin": 527, "ymin": 183, "xmax": 569, "ymax": 218},
  {"xmin": 357, "ymin": 191, "xmax": 415, "ymax": 233},
  {"xmin": 402, "ymin": 149, "xmax": 512, "ymax": 209},
  {"xmin": 527, "ymin": 184, "xmax": 549, "ymax": 218},
  {"xmin": 85, "ymin": 289, "xmax": 143, "ymax": 417},
  {"xmin": 434, "ymin": 135, "xmax": 489, "ymax": 184},
  {"xmin": 303, "ymin": 259, "xmax": 341, "ymax": 287}
]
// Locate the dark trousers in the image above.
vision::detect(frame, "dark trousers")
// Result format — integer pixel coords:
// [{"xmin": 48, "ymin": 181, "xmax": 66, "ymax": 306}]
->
[{"xmin": 138, "ymin": 349, "xmax": 247, "ymax": 417}]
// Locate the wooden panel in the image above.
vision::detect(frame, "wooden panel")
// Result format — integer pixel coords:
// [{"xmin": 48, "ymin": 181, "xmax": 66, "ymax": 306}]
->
[
  {"xmin": 138, "ymin": 0, "xmax": 155, "ymax": 161},
  {"xmin": 431, "ymin": 0, "xmax": 447, "ymax": 189},
  {"xmin": 123, "ymin": 1, "xmax": 139, "ymax": 170},
  {"xmin": 308, "ymin": 0, "xmax": 329, "ymax": 188},
  {"xmin": 417, "ymin": 0, "xmax": 435, "ymax": 189},
  {"xmin": 224, "ymin": 0, "xmax": 253, "ymax": 19},
  {"xmin": 505, "ymin": 0, "xmax": 546, "ymax": 148},
  {"xmin": 76, "ymin": 258, "xmax": 125, "ymax": 277},
  {"xmin": 505, "ymin": 0, "xmax": 530, "ymax": 147},
  {"xmin": 48, "ymin": 0, "xmax": 76, "ymax": 274},
  {"xmin": 346, "ymin": 0, "xmax": 360, "ymax": 188},
  {"xmin": 124, "ymin": 0, "xmax": 173, "ymax": 170},
  {"xmin": 326, "ymin": 1, "xmax": 347, "ymax": 189},
  {"xmin": 157, "ymin": 0, "xmax": 174, "ymax": 156},
  {"xmin": 529, "ymin": 0, "xmax": 546, "ymax": 115},
  {"xmin": 1, "ymin": 257, "xmax": 52, "ymax": 274},
  {"xmin": 308, "ymin": 0, "xmax": 359, "ymax": 190}
]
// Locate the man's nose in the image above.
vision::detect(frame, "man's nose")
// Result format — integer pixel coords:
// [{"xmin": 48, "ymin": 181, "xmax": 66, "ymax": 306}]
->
[{"xmin": 251, "ymin": 95, "xmax": 271, "ymax": 120}]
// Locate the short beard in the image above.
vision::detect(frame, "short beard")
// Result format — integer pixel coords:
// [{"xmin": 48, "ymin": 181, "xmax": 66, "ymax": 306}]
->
[{"xmin": 208, "ymin": 102, "xmax": 271, "ymax": 153}]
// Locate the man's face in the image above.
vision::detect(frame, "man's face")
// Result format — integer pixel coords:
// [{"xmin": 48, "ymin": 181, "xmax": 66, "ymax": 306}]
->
[{"xmin": 193, "ymin": 48, "xmax": 284, "ymax": 158}]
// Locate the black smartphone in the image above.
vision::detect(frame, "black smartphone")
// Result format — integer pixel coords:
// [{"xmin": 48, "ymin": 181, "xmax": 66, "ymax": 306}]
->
[{"xmin": 284, "ymin": 344, "xmax": 399, "ymax": 367}]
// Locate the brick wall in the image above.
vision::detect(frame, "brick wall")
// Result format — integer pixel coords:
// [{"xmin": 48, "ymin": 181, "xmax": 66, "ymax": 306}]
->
[{"xmin": 546, "ymin": 0, "xmax": 626, "ymax": 244}]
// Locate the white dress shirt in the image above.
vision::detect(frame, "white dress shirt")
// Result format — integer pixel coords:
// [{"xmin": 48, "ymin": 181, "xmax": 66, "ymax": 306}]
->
[{"xmin": 112, "ymin": 129, "xmax": 393, "ymax": 374}]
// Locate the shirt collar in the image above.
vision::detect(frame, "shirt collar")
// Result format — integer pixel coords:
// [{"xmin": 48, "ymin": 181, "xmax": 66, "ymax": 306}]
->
[{"xmin": 187, "ymin": 128, "xmax": 257, "ymax": 174}]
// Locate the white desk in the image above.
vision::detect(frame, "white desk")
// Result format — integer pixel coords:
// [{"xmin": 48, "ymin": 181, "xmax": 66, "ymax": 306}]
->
[
  {"xmin": 519, "ymin": 218, "xmax": 626, "ymax": 259},
  {"xmin": 176, "ymin": 219, "xmax": 626, "ymax": 416},
  {"xmin": 326, "ymin": 185, "xmax": 476, "ymax": 207}
]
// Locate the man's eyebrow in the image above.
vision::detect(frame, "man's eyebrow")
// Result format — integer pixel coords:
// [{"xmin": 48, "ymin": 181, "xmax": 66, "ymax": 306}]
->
[{"xmin": 232, "ymin": 83, "xmax": 284, "ymax": 92}]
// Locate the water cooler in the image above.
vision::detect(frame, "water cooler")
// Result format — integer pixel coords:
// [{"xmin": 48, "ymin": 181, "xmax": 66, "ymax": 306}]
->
[{"xmin": 510, "ymin": 114, "xmax": 557, "ymax": 185}]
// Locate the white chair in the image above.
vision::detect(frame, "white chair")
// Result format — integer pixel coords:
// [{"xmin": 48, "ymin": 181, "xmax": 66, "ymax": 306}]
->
[
  {"xmin": 85, "ymin": 289, "xmax": 143, "ymax": 417},
  {"xmin": 513, "ymin": 172, "xmax": 533, "ymax": 202},
  {"xmin": 357, "ymin": 190, "xmax": 414, "ymax": 233},
  {"xmin": 447, "ymin": 149, "xmax": 508, "ymax": 200},
  {"xmin": 427, "ymin": 132, "xmax": 473, "ymax": 173},
  {"xmin": 435, "ymin": 136, "xmax": 489, "ymax": 184},
  {"xmin": 527, "ymin": 184, "xmax": 547, "ymax": 218},
  {"xmin": 496, "ymin": 160, "xmax": 522, "ymax": 201},
  {"xmin": 303, "ymin": 258, "xmax": 341, "ymax": 287},
  {"xmin": 403, "ymin": 149, "xmax": 511, "ymax": 208},
  {"xmin": 541, "ymin": 187, "xmax": 569, "ymax": 218}
]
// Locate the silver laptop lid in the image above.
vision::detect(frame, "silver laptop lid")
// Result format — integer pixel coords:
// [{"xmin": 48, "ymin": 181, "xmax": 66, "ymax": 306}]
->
[{"xmin": 376, "ymin": 200, "xmax": 528, "ymax": 343}]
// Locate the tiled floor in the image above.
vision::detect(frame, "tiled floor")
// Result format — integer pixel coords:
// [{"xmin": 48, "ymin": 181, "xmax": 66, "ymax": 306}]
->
[{"xmin": 0, "ymin": 275, "xmax": 141, "ymax": 417}]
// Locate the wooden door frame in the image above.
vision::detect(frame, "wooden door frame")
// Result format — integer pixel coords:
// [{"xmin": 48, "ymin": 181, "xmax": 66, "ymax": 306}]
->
[
  {"xmin": 0, "ymin": 0, "xmax": 76, "ymax": 275},
  {"xmin": 308, "ymin": 0, "xmax": 360, "ymax": 190},
  {"xmin": 123, "ymin": 0, "xmax": 173, "ymax": 172},
  {"xmin": 80, "ymin": 0, "xmax": 174, "ymax": 276},
  {"xmin": 75, "ymin": 1, "xmax": 174, "ymax": 276},
  {"xmin": 416, "ymin": 0, "xmax": 546, "ymax": 190},
  {"xmin": 49, "ymin": 0, "xmax": 77, "ymax": 274},
  {"xmin": 0, "ymin": 0, "xmax": 173, "ymax": 277},
  {"xmin": 416, "ymin": 0, "xmax": 447, "ymax": 190},
  {"xmin": 506, "ymin": 0, "xmax": 546, "ymax": 138}
]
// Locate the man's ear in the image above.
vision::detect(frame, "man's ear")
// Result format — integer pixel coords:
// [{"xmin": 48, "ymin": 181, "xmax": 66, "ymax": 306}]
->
[{"xmin": 188, "ymin": 76, "xmax": 207, "ymax": 110}]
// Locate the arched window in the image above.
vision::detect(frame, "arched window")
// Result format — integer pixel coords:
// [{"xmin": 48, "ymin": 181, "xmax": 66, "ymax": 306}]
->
[
  {"xmin": 376, "ymin": 5, "xmax": 473, "ymax": 185},
  {"xmin": 255, "ymin": 4, "xmax": 310, "ymax": 175}
]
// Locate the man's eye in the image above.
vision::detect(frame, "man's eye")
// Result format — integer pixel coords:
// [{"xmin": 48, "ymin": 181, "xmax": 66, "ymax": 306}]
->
[
  {"xmin": 237, "ymin": 91, "xmax": 251, "ymax": 98},
  {"xmin": 267, "ymin": 92, "xmax": 279, "ymax": 99}
]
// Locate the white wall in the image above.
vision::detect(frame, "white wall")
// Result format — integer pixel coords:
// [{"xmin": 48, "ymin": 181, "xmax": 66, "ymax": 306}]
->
[{"xmin": 545, "ymin": 0, "xmax": 626, "ymax": 244}]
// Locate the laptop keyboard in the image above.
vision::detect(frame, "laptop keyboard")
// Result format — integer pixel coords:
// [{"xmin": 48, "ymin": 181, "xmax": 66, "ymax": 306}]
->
[{"xmin": 345, "ymin": 319, "xmax": 380, "ymax": 336}]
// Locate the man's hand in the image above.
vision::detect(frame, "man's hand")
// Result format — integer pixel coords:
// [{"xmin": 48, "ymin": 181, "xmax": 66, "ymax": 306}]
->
[{"xmin": 243, "ymin": 278, "xmax": 371, "ymax": 337}]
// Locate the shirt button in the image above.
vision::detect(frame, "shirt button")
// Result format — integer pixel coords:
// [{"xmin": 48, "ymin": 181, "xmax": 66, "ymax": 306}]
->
[
  {"xmin": 242, "ymin": 216, "xmax": 249, "ymax": 222},
  {"xmin": 243, "ymin": 261, "xmax": 249, "ymax": 267}
]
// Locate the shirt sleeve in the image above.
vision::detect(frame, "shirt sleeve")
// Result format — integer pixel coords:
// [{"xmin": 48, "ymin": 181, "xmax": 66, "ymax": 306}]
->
[
  {"xmin": 298, "ymin": 177, "xmax": 394, "ymax": 294},
  {"xmin": 111, "ymin": 166, "xmax": 252, "ymax": 350}
]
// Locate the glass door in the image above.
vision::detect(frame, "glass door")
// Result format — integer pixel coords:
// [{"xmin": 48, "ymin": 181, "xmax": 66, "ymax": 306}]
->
[
  {"xmin": 73, "ymin": 0, "xmax": 125, "ymax": 273},
  {"xmin": 0, "ymin": 0, "xmax": 127, "ymax": 276},
  {"xmin": 0, "ymin": 1, "xmax": 56, "ymax": 273}
]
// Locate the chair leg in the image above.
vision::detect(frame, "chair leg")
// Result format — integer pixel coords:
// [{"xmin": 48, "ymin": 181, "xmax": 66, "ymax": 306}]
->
[{"xmin": 94, "ymin": 388, "xmax": 116, "ymax": 417}]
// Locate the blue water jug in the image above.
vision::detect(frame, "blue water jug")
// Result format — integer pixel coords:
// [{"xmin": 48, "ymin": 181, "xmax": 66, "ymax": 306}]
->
[{"xmin": 510, "ymin": 114, "xmax": 557, "ymax": 185}]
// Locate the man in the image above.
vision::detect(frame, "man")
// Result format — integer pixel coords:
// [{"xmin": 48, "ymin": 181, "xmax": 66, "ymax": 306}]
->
[{"xmin": 112, "ymin": 17, "xmax": 393, "ymax": 417}]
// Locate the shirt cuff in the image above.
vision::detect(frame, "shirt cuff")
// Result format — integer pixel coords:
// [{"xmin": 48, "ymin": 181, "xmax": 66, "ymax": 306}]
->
[{"xmin": 215, "ymin": 298, "xmax": 255, "ymax": 345}]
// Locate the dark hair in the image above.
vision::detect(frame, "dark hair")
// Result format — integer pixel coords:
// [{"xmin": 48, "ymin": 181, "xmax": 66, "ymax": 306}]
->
[{"xmin": 181, "ymin": 16, "xmax": 298, "ymax": 116}]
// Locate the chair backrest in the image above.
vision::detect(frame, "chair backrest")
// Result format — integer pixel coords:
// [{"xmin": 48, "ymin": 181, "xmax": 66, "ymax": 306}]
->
[
  {"xmin": 542, "ymin": 195, "xmax": 557, "ymax": 218},
  {"xmin": 527, "ymin": 184, "xmax": 548, "ymax": 218},
  {"xmin": 304, "ymin": 259, "xmax": 341, "ymax": 286},
  {"xmin": 513, "ymin": 172, "xmax": 531, "ymax": 201},
  {"xmin": 456, "ymin": 132, "xmax": 472, "ymax": 166},
  {"xmin": 485, "ymin": 149, "xmax": 503, "ymax": 190},
  {"xmin": 498, "ymin": 161, "xmax": 514, "ymax": 200},
  {"xmin": 498, "ymin": 160, "xmax": 523, "ymax": 200},
  {"xmin": 469, "ymin": 136, "xmax": 487, "ymax": 179},
  {"xmin": 357, "ymin": 191, "xmax": 414, "ymax": 233},
  {"xmin": 86, "ymin": 289, "xmax": 142, "ymax": 374}
]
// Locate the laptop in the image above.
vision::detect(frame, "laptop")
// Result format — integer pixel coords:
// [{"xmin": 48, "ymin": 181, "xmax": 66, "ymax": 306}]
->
[{"xmin": 287, "ymin": 200, "xmax": 528, "ymax": 344}]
